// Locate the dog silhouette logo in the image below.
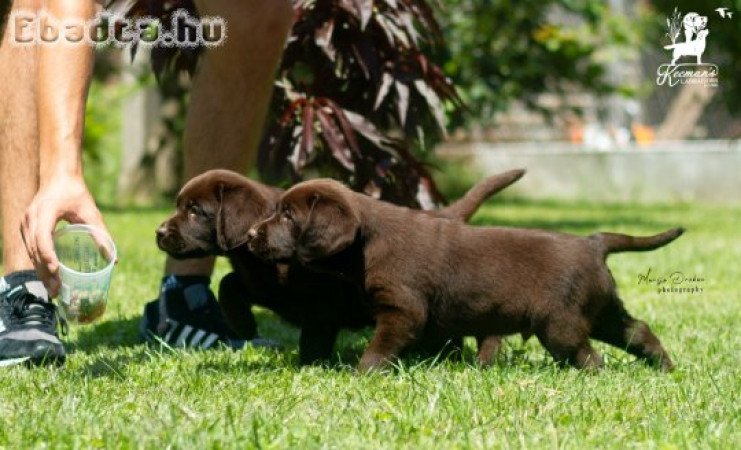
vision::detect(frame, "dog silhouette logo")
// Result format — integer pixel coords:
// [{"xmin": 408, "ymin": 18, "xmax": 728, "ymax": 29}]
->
[
  {"xmin": 664, "ymin": 28, "xmax": 708, "ymax": 65},
  {"xmin": 656, "ymin": 8, "xmax": 719, "ymax": 87},
  {"xmin": 664, "ymin": 12, "xmax": 709, "ymax": 65}
]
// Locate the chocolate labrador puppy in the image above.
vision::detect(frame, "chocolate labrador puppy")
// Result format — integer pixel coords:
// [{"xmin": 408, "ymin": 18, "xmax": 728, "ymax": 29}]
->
[
  {"xmin": 156, "ymin": 169, "xmax": 524, "ymax": 363},
  {"xmin": 247, "ymin": 179, "xmax": 682, "ymax": 372}
]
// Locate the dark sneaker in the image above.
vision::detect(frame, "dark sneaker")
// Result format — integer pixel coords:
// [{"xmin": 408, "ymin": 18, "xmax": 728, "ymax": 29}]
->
[
  {"xmin": 140, "ymin": 275, "xmax": 277, "ymax": 350},
  {"xmin": 0, "ymin": 272, "xmax": 66, "ymax": 367}
]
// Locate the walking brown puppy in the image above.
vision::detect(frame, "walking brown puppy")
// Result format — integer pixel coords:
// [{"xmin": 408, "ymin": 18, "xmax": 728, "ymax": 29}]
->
[
  {"xmin": 247, "ymin": 179, "xmax": 682, "ymax": 372},
  {"xmin": 156, "ymin": 169, "xmax": 525, "ymax": 363}
]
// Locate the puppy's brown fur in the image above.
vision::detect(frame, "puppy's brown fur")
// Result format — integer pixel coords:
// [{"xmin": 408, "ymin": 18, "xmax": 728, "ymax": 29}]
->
[
  {"xmin": 248, "ymin": 179, "xmax": 682, "ymax": 372},
  {"xmin": 157, "ymin": 169, "xmax": 525, "ymax": 363}
]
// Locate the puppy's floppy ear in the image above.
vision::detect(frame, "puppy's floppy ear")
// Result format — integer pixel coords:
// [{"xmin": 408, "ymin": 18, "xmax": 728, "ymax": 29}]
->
[
  {"xmin": 296, "ymin": 192, "xmax": 360, "ymax": 262},
  {"xmin": 216, "ymin": 183, "xmax": 267, "ymax": 251}
]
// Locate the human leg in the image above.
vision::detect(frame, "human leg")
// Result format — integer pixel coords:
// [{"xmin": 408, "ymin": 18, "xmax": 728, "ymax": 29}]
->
[
  {"xmin": 0, "ymin": 0, "xmax": 65, "ymax": 366},
  {"xmin": 142, "ymin": 0, "xmax": 294, "ymax": 347}
]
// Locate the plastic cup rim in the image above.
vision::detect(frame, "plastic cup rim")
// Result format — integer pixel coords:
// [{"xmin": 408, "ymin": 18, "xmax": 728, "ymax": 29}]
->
[{"xmin": 53, "ymin": 224, "xmax": 117, "ymax": 277}]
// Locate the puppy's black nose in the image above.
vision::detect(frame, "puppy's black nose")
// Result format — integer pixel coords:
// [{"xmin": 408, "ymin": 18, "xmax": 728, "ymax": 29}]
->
[{"xmin": 156, "ymin": 226, "xmax": 168, "ymax": 240}]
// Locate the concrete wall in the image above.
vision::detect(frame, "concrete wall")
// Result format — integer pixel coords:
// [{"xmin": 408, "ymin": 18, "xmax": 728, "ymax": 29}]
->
[{"xmin": 437, "ymin": 141, "xmax": 741, "ymax": 204}]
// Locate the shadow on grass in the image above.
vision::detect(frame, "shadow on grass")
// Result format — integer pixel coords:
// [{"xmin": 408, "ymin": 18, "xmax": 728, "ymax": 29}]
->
[
  {"xmin": 69, "ymin": 316, "xmax": 143, "ymax": 352},
  {"xmin": 66, "ymin": 314, "xmax": 563, "ymax": 374},
  {"xmin": 76, "ymin": 352, "xmax": 152, "ymax": 380}
]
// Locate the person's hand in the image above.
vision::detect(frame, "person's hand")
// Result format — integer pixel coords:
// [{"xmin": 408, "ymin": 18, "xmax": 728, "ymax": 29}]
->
[{"xmin": 20, "ymin": 175, "xmax": 112, "ymax": 297}]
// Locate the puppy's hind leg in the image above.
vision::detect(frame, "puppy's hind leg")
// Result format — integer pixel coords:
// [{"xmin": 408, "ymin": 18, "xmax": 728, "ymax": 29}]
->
[
  {"xmin": 476, "ymin": 335, "xmax": 503, "ymax": 366},
  {"xmin": 591, "ymin": 297, "xmax": 674, "ymax": 371},
  {"xmin": 359, "ymin": 298, "xmax": 425, "ymax": 373},
  {"xmin": 537, "ymin": 314, "xmax": 604, "ymax": 370}
]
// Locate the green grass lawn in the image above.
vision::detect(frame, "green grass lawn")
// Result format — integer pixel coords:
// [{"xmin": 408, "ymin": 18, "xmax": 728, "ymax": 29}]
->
[{"xmin": 1, "ymin": 198, "xmax": 739, "ymax": 449}]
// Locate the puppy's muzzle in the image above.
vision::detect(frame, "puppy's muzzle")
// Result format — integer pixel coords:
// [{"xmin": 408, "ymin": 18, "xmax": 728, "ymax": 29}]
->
[
  {"xmin": 245, "ymin": 225, "xmax": 262, "ymax": 251},
  {"xmin": 248, "ymin": 223, "xmax": 281, "ymax": 260},
  {"xmin": 156, "ymin": 226, "xmax": 168, "ymax": 240},
  {"xmin": 156, "ymin": 223, "xmax": 179, "ymax": 252}
]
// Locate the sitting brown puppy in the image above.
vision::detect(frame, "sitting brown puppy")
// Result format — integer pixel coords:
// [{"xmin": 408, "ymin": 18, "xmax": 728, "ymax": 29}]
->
[
  {"xmin": 247, "ymin": 179, "xmax": 682, "ymax": 372},
  {"xmin": 156, "ymin": 169, "xmax": 524, "ymax": 363}
]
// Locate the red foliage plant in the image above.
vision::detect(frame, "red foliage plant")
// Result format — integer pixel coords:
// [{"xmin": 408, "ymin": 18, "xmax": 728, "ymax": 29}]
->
[{"xmin": 112, "ymin": 0, "xmax": 461, "ymax": 207}]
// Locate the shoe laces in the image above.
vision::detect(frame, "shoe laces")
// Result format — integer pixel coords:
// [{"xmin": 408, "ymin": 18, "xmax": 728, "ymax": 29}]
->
[{"xmin": 7, "ymin": 289, "xmax": 67, "ymax": 336}]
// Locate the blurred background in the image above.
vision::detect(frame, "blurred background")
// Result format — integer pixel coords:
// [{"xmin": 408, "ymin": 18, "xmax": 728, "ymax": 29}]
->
[{"xmin": 82, "ymin": 0, "xmax": 740, "ymax": 207}]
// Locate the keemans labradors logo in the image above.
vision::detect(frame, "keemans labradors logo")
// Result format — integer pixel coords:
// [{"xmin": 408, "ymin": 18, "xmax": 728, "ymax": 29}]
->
[{"xmin": 656, "ymin": 8, "xmax": 726, "ymax": 87}]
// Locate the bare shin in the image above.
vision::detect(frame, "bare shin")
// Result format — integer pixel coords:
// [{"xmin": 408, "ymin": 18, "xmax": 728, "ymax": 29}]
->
[{"xmin": 0, "ymin": 0, "xmax": 42, "ymax": 274}]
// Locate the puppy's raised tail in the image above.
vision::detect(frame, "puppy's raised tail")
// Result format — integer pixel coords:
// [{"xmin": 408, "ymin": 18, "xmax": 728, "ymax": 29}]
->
[
  {"xmin": 592, "ymin": 228, "xmax": 685, "ymax": 256},
  {"xmin": 439, "ymin": 169, "xmax": 526, "ymax": 221}
]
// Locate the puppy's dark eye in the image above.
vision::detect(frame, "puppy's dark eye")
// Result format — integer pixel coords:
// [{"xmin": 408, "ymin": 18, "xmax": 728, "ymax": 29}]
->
[
  {"xmin": 280, "ymin": 207, "xmax": 294, "ymax": 223},
  {"xmin": 188, "ymin": 202, "xmax": 207, "ymax": 218}
]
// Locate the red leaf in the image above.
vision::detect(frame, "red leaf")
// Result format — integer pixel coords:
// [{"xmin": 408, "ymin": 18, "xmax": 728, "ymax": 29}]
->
[
  {"xmin": 323, "ymin": 99, "xmax": 361, "ymax": 157},
  {"xmin": 395, "ymin": 81, "xmax": 410, "ymax": 126},
  {"xmin": 353, "ymin": 0, "xmax": 374, "ymax": 30},
  {"xmin": 289, "ymin": 127, "xmax": 304, "ymax": 173},
  {"xmin": 413, "ymin": 79, "xmax": 447, "ymax": 136},
  {"xmin": 338, "ymin": 0, "xmax": 359, "ymax": 17},
  {"xmin": 374, "ymin": 72, "xmax": 394, "ymax": 110},
  {"xmin": 315, "ymin": 19, "xmax": 336, "ymax": 61},
  {"xmin": 317, "ymin": 109, "xmax": 356, "ymax": 171},
  {"xmin": 344, "ymin": 110, "xmax": 403, "ymax": 156},
  {"xmin": 351, "ymin": 44, "xmax": 371, "ymax": 79},
  {"xmin": 397, "ymin": 11, "xmax": 420, "ymax": 46},
  {"xmin": 299, "ymin": 104, "xmax": 316, "ymax": 169}
]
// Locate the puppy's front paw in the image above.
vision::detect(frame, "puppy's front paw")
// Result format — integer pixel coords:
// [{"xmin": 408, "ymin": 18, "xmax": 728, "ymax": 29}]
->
[{"xmin": 358, "ymin": 351, "xmax": 393, "ymax": 374}]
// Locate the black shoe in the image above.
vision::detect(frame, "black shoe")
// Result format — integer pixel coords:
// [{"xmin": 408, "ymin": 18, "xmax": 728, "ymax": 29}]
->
[
  {"xmin": 140, "ymin": 275, "xmax": 278, "ymax": 350},
  {"xmin": 0, "ymin": 272, "xmax": 66, "ymax": 367}
]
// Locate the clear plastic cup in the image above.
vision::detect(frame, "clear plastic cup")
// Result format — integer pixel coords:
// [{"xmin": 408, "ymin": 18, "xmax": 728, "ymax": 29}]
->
[{"xmin": 53, "ymin": 224, "xmax": 117, "ymax": 325}]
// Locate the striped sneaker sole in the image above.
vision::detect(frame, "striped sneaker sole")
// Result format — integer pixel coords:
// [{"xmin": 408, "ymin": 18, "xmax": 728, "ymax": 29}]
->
[
  {"xmin": 0, "ymin": 356, "xmax": 31, "ymax": 367},
  {"xmin": 159, "ymin": 319, "xmax": 222, "ymax": 349}
]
